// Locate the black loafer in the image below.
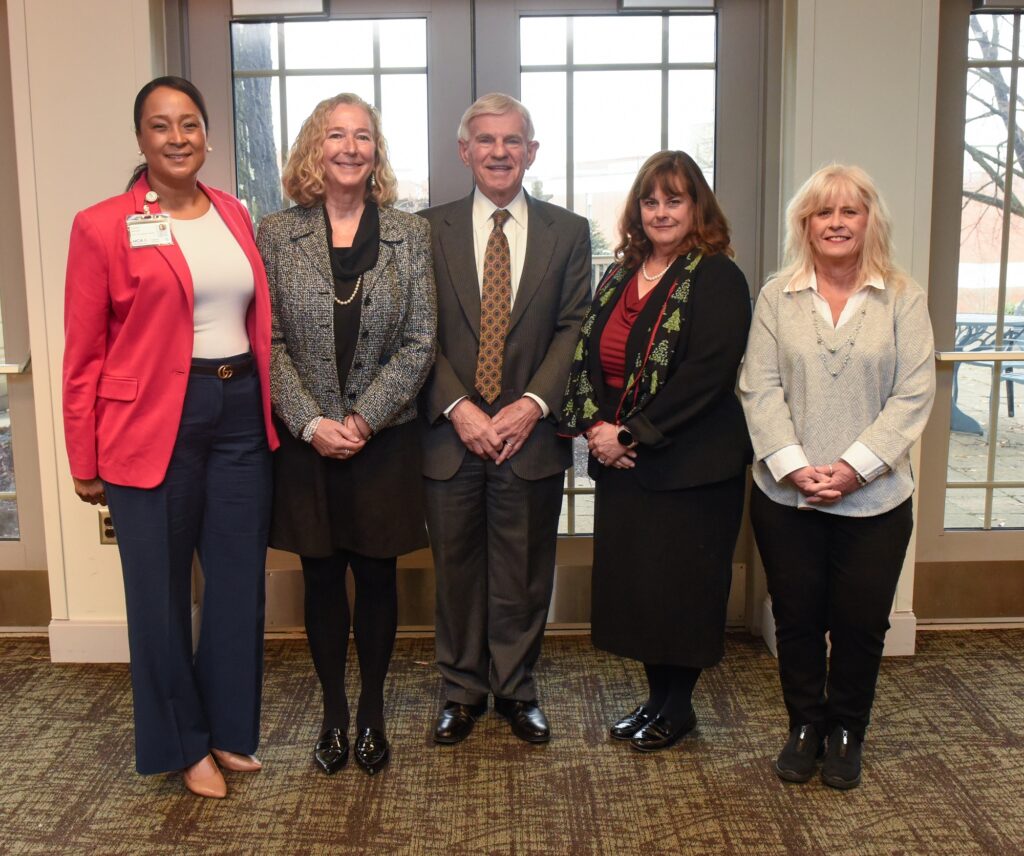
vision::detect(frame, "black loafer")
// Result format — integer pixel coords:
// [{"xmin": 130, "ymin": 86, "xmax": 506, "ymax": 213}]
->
[
  {"xmin": 629, "ymin": 707, "xmax": 697, "ymax": 752},
  {"xmin": 433, "ymin": 700, "xmax": 487, "ymax": 745},
  {"xmin": 313, "ymin": 727, "xmax": 349, "ymax": 775},
  {"xmin": 821, "ymin": 726, "xmax": 862, "ymax": 790},
  {"xmin": 354, "ymin": 728, "xmax": 390, "ymax": 776},
  {"xmin": 775, "ymin": 724, "xmax": 824, "ymax": 783},
  {"xmin": 609, "ymin": 705, "xmax": 655, "ymax": 741},
  {"xmin": 494, "ymin": 698, "xmax": 550, "ymax": 743}
]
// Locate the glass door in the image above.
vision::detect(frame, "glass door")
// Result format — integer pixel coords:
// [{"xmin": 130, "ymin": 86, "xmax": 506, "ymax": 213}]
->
[{"xmin": 918, "ymin": 3, "xmax": 1024, "ymax": 618}]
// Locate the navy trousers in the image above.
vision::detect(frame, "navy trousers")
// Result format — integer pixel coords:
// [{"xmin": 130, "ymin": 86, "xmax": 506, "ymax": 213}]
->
[{"xmin": 105, "ymin": 364, "xmax": 271, "ymax": 775}]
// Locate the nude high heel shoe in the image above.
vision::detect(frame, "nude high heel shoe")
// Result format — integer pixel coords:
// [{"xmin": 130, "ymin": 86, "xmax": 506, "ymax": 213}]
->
[
  {"xmin": 211, "ymin": 749, "xmax": 263, "ymax": 772},
  {"xmin": 183, "ymin": 754, "xmax": 228, "ymax": 798}
]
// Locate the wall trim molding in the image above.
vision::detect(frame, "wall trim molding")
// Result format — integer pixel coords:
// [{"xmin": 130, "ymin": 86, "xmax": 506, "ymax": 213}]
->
[
  {"xmin": 760, "ymin": 596, "xmax": 918, "ymax": 658},
  {"xmin": 48, "ymin": 605, "xmax": 202, "ymax": 663}
]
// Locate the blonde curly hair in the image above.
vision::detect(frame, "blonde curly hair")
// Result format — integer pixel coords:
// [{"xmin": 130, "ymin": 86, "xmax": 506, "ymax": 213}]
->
[{"xmin": 282, "ymin": 93, "xmax": 397, "ymax": 208}]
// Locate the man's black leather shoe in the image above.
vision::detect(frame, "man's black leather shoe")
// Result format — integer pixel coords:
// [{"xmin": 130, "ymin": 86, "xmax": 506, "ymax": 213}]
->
[
  {"xmin": 313, "ymin": 727, "xmax": 349, "ymax": 775},
  {"xmin": 609, "ymin": 705, "xmax": 655, "ymax": 741},
  {"xmin": 629, "ymin": 707, "xmax": 697, "ymax": 752},
  {"xmin": 821, "ymin": 726, "xmax": 862, "ymax": 790},
  {"xmin": 775, "ymin": 724, "xmax": 824, "ymax": 783},
  {"xmin": 433, "ymin": 700, "xmax": 487, "ymax": 745},
  {"xmin": 354, "ymin": 727, "xmax": 390, "ymax": 775},
  {"xmin": 494, "ymin": 698, "xmax": 550, "ymax": 743}
]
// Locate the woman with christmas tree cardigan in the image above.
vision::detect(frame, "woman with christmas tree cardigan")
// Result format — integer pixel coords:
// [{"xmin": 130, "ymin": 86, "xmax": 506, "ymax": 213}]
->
[
  {"xmin": 559, "ymin": 150, "xmax": 751, "ymax": 752},
  {"xmin": 739, "ymin": 164, "xmax": 934, "ymax": 790}
]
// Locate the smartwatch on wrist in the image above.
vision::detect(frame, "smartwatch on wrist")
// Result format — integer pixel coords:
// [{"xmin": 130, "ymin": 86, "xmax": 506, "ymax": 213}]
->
[{"xmin": 616, "ymin": 426, "xmax": 635, "ymax": 448}]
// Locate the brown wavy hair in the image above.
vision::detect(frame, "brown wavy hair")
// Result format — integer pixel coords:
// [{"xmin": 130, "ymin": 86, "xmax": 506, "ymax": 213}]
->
[
  {"xmin": 281, "ymin": 93, "xmax": 397, "ymax": 208},
  {"xmin": 615, "ymin": 150, "xmax": 732, "ymax": 270}
]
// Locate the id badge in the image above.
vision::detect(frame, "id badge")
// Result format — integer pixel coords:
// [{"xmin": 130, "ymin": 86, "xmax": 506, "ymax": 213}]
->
[{"xmin": 126, "ymin": 213, "xmax": 173, "ymax": 248}]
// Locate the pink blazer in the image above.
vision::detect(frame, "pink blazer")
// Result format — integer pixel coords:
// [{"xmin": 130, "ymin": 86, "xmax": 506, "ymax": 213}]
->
[{"xmin": 63, "ymin": 175, "xmax": 279, "ymax": 489}]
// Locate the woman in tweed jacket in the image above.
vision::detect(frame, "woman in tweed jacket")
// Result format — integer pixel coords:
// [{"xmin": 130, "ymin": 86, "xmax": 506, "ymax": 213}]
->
[
  {"xmin": 739, "ymin": 165, "xmax": 935, "ymax": 790},
  {"xmin": 256, "ymin": 93, "xmax": 436, "ymax": 776}
]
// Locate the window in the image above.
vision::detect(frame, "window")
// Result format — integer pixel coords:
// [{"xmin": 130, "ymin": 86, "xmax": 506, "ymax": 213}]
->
[
  {"xmin": 944, "ymin": 11, "xmax": 1024, "ymax": 529},
  {"xmin": 521, "ymin": 12, "xmax": 717, "ymax": 535},
  {"xmin": 230, "ymin": 18, "xmax": 429, "ymax": 219}
]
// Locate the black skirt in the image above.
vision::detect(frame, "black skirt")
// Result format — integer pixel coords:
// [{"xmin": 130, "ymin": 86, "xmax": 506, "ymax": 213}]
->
[
  {"xmin": 269, "ymin": 417, "xmax": 428, "ymax": 559},
  {"xmin": 590, "ymin": 469, "xmax": 746, "ymax": 667}
]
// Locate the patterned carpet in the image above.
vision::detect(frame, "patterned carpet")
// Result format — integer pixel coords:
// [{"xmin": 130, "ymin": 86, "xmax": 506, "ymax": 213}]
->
[{"xmin": 0, "ymin": 630, "xmax": 1021, "ymax": 855}]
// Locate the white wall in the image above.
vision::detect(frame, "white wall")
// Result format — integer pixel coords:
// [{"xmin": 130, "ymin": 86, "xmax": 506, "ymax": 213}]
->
[
  {"xmin": 772, "ymin": 0, "xmax": 941, "ymax": 653},
  {"xmin": 7, "ymin": 0, "xmax": 163, "ymax": 660}
]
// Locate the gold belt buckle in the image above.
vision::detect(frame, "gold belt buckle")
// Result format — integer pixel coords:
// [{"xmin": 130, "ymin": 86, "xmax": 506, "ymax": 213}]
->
[{"xmin": 217, "ymin": 364, "xmax": 234, "ymax": 380}]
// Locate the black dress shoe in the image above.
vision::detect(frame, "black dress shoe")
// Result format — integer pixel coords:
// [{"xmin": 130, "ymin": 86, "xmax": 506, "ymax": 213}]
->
[
  {"xmin": 313, "ymin": 727, "xmax": 349, "ymax": 775},
  {"xmin": 354, "ymin": 728, "xmax": 390, "ymax": 776},
  {"xmin": 494, "ymin": 698, "xmax": 550, "ymax": 743},
  {"xmin": 609, "ymin": 705, "xmax": 655, "ymax": 741},
  {"xmin": 775, "ymin": 724, "xmax": 825, "ymax": 783},
  {"xmin": 433, "ymin": 700, "xmax": 487, "ymax": 745},
  {"xmin": 629, "ymin": 707, "xmax": 697, "ymax": 752},
  {"xmin": 821, "ymin": 726, "xmax": 862, "ymax": 790}
]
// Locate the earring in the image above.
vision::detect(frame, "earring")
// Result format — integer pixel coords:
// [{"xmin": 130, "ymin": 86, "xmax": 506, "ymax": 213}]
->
[
  {"xmin": 137, "ymin": 150, "xmax": 143, "ymax": 155},
  {"xmin": 206, "ymin": 145, "xmax": 213, "ymax": 152},
  {"xmin": 370, "ymin": 174, "xmax": 376, "ymax": 187}
]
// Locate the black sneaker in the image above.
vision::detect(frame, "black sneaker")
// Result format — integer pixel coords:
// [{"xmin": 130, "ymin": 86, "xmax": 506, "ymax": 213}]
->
[
  {"xmin": 774, "ymin": 724, "xmax": 824, "ymax": 783},
  {"xmin": 821, "ymin": 725, "xmax": 863, "ymax": 790}
]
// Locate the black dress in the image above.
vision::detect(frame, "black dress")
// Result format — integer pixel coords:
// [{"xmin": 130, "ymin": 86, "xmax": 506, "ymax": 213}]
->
[
  {"xmin": 582, "ymin": 256, "xmax": 752, "ymax": 668},
  {"xmin": 269, "ymin": 203, "xmax": 428, "ymax": 559}
]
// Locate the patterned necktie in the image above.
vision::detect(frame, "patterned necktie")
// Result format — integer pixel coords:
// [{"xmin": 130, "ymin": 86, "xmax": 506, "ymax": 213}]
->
[{"xmin": 475, "ymin": 208, "xmax": 512, "ymax": 404}]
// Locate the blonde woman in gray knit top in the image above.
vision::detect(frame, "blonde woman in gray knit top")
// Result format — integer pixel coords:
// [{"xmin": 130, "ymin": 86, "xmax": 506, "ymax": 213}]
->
[{"xmin": 739, "ymin": 164, "xmax": 934, "ymax": 790}]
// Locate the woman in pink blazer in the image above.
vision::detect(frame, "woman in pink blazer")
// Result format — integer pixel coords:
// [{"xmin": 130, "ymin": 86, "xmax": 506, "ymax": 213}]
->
[{"xmin": 62, "ymin": 77, "xmax": 279, "ymax": 798}]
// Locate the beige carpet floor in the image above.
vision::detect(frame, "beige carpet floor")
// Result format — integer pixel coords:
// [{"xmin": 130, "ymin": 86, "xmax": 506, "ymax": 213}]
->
[{"xmin": 0, "ymin": 630, "xmax": 1021, "ymax": 855}]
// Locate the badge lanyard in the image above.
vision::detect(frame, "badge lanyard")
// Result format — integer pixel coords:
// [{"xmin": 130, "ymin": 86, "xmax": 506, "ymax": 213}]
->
[{"xmin": 125, "ymin": 190, "xmax": 172, "ymax": 248}]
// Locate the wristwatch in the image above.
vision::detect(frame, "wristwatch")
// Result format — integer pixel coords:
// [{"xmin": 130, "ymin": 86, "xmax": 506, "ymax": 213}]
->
[{"xmin": 616, "ymin": 426, "xmax": 635, "ymax": 448}]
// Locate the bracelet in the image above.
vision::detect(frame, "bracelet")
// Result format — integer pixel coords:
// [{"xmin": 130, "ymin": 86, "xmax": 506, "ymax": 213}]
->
[
  {"xmin": 854, "ymin": 471, "xmax": 867, "ymax": 486},
  {"xmin": 302, "ymin": 415, "xmax": 323, "ymax": 443}
]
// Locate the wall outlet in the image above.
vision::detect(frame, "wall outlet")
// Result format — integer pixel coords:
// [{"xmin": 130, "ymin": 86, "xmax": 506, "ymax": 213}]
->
[{"xmin": 98, "ymin": 510, "xmax": 116, "ymax": 544}]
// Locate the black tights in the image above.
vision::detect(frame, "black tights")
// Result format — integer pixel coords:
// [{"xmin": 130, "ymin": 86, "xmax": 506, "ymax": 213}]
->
[
  {"xmin": 301, "ymin": 551, "xmax": 397, "ymax": 733},
  {"xmin": 643, "ymin": 663, "xmax": 702, "ymax": 724}
]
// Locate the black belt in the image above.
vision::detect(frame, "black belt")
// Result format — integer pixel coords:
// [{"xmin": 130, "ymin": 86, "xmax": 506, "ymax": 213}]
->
[{"xmin": 190, "ymin": 357, "xmax": 255, "ymax": 380}]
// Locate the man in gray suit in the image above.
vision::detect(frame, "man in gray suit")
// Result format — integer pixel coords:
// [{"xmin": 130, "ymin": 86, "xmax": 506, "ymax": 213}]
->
[{"xmin": 420, "ymin": 93, "xmax": 591, "ymax": 744}]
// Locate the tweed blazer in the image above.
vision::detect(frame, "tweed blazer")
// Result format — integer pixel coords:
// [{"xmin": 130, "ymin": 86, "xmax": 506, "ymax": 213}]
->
[{"xmin": 256, "ymin": 204, "xmax": 436, "ymax": 438}]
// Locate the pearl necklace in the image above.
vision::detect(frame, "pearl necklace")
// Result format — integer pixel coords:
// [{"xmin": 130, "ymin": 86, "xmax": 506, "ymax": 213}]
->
[
  {"xmin": 333, "ymin": 273, "xmax": 363, "ymax": 306},
  {"xmin": 641, "ymin": 255, "xmax": 676, "ymax": 282}
]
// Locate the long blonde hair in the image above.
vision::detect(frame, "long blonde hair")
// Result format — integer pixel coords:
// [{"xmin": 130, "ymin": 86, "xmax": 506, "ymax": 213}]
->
[
  {"xmin": 282, "ymin": 93, "xmax": 397, "ymax": 207},
  {"xmin": 775, "ymin": 164, "xmax": 901, "ymax": 289}
]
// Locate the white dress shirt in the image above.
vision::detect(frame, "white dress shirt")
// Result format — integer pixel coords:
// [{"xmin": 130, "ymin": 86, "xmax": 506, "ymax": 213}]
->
[
  {"xmin": 446, "ymin": 187, "xmax": 548, "ymax": 417},
  {"xmin": 764, "ymin": 270, "xmax": 888, "ymax": 486}
]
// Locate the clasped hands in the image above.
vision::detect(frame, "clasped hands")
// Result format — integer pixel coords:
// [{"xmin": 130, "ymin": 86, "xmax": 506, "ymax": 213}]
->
[
  {"xmin": 451, "ymin": 397, "xmax": 542, "ymax": 465},
  {"xmin": 586, "ymin": 422, "xmax": 637, "ymax": 470},
  {"xmin": 787, "ymin": 460, "xmax": 863, "ymax": 504},
  {"xmin": 311, "ymin": 412, "xmax": 372, "ymax": 460}
]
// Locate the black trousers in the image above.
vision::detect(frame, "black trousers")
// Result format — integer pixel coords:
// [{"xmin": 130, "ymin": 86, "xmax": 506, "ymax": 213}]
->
[
  {"xmin": 749, "ymin": 486, "xmax": 913, "ymax": 739},
  {"xmin": 105, "ymin": 367, "xmax": 271, "ymax": 775}
]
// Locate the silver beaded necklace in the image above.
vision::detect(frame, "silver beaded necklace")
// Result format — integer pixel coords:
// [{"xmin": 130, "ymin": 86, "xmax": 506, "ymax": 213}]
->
[{"xmin": 808, "ymin": 293, "xmax": 868, "ymax": 379}]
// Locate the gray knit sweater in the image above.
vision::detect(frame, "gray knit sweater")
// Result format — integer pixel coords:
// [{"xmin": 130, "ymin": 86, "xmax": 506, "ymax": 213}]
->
[{"xmin": 738, "ymin": 275, "xmax": 935, "ymax": 516}]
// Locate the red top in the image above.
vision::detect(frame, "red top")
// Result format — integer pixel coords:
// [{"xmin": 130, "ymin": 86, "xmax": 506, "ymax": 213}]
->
[
  {"xmin": 600, "ymin": 272, "xmax": 656, "ymax": 388},
  {"xmin": 62, "ymin": 175, "xmax": 279, "ymax": 488}
]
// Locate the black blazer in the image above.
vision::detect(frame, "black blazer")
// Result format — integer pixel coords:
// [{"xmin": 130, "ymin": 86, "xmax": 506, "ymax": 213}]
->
[{"xmin": 585, "ymin": 252, "xmax": 752, "ymax": 491}]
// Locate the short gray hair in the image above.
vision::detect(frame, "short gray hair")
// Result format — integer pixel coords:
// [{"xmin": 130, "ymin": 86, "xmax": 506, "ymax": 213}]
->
[{"xmin": 457, "ymin": 93, "xmax": 535, "ymax": 142}]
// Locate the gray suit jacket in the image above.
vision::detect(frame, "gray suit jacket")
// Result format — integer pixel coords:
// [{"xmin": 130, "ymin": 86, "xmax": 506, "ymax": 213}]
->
[
  {"xmin": 419, "ymin": 192, "xmax": 591, "ymax": 481},
  {"xmin": 257, "ymin": 204, "xmax": 436, "ymax": 438}
]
